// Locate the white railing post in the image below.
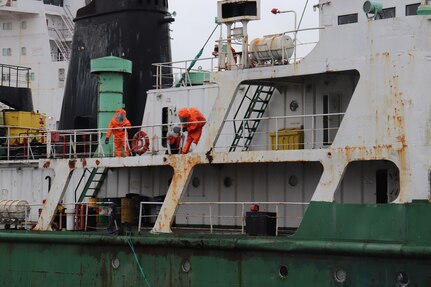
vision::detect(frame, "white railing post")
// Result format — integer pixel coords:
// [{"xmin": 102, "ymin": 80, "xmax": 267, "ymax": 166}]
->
[
  {"xmin": 73, "ymin": 131, "xmax": 77, "ymax": 158},
  {"xmin": 275, "ymin": 118, "xmax": 278, "ymax": 150},
  {"xmin": 209, "ymin": 204, "xmax": 213, "ymax": 234},
  {"xmin": 138, "ymin": 202, "xmax": 143, "ymax": 233},
  {"xmin": 46, "ymin": 131, "xmax": 52, "ymax": 158},
  {"xmin": 6, "ymin": 127, "xmax": 10, "ymax": 160},
  {"xmin": 275, "ymin": 204, "xmax": 279, "ymax": 236},
  {"xmin": 311, "ymin": 115, "xmax": 315, "ymax": 148},
  {"xmin": 241, "ymin": 203, "xmax": 245, "ymax": 234}
]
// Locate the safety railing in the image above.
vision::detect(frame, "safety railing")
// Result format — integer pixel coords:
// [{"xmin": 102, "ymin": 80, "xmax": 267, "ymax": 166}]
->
[
  {"xmin": 152, "ymin": 27, "xmax": 322, "ymax": 89},
  {"xmin": 138, "ymin": 201, "xmax": 309, "ymax": 236},
  {"xmin": 48, "ymin": 27, "xmax": 71, "ymax": 61},
  {"xmin": 217, "ymin": 112, "xmax": 345, "ymax": 151},
  {"xmin": 0, "ymin": 120, "xmax": 203, "ymax": 161},
  {"xmin": 153, "ymin": 57, "xmax": 217, "ymax": 89},
  {"xmin": 20, "ymin": 201, "xmax": 116, "ymax": 232},
  {"xmin": 0, "ymin": 64, "xmax": 31, "ymax": 88},
  {"xmin": 0, "ymin": 111, "xmax": 343, "ymax": 161}
]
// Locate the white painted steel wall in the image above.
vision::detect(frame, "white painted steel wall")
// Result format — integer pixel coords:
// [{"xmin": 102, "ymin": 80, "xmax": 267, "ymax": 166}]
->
[{"xmin": 0, "ymin": 166, "xmax": 53, "ymax": 219}]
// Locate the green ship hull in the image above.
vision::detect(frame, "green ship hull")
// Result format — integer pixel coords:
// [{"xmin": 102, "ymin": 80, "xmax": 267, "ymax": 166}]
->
[{"xmin": 2, "ymin": 202, "xmax": 430, "ymax": 286}]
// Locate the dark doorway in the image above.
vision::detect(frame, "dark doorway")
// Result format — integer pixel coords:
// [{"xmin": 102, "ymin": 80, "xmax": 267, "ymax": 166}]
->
[{"xmin": 376, "ymin": 169, "xmax": 388, "ymax": 203}]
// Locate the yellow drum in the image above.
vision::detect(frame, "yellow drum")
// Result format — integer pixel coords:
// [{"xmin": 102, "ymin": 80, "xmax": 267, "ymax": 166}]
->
[{"xmin": 121, "ymin": 198, "xmax": 133, "ymax": 224}]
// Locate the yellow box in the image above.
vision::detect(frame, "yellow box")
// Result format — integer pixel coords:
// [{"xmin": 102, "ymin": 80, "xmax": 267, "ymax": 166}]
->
[
  {"xmin": 3, "ymin": 111, "xmax": 46, "ymax": 144},
  {"xmin": 269, "ymin": 128, "xmax": 304, "ymax": 150}
]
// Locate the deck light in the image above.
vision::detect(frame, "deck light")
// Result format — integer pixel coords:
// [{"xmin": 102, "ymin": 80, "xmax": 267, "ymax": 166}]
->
[
  {"xmin": 250, "ymin": 204, "xmax": 259, "ymax": 212},
  {"xmin": 271, "ymin": 8, "xmax": 280, "ymax": 14}
]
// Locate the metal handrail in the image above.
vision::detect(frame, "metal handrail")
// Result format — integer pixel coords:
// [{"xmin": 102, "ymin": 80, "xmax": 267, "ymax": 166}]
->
[
  {"xmin": 152, "ymin": 27, "xmax": 324, "ymax": 89},
  {"xmin": 0, "ymin": 64, "xmax": 31, "ymax": 88},
  {"xmin": 138, "ymin": 201, "xmax": 310, "ymax": 235},
  {"xmin": 48, "ymin": 27, "xmax": 71, "ymax": 61},
  {"xmin": 0, "ymin": 112, "xmax": 344, "ymax": 160}
]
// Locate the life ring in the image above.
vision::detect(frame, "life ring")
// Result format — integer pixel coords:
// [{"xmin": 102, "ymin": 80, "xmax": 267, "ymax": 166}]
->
[{"xmin": 131, "ymin": 131, "xmax": 150, "ymax": 155}]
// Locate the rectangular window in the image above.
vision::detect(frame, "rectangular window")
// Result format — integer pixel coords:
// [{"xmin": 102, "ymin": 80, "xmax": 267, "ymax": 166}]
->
[
  {"xmin": 406, "ymin": 3, "xmax": 420, "ymax": 16},
  {"xmin": 2, "ymin": 48, "xmax": 11, "ymax": 56},
  {"xmin": 26, "ymin": 72, "xmax": 35, "ymax": 81},
  {"xmin": 381, "ymin": 7, "xmax": 396, "ymax": 19},
  {"xmin": 338, "ymin": 13, "xmax": 358, "ymax": 25},
  {"xmin": 2, "ymin": 22, "xmax": 12, "ymax": 30},
  {"xmin": 58, "ymin": 68, "xmax": 65, "ymax": 81},
  {"xmin": 21, "ymin": 47, "xmax": 26, "ymax": 56},
  {"xmin": 21, "ymin": 21, "xmax": 27, "ymax": 30}
]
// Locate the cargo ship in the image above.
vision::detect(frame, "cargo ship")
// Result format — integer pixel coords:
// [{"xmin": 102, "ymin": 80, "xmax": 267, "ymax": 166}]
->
[{"xmin": 1, "ymin": 0, "xmax": 431, "ymax": 286}]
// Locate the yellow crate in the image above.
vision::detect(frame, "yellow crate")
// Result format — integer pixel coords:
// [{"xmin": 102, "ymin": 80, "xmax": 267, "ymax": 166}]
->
[
  {"xmin": 269, "ymin": 128, "xmax": 304, "ymax": 150},
  {"xmin": 3, "ymin": 111, "xmax": 46, "ymax": 144}
]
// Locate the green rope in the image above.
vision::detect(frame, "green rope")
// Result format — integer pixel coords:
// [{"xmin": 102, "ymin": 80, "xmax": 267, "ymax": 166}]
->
[{"xmin": 125, "ymin": 234, "xmax": 152, "ymax": 287}]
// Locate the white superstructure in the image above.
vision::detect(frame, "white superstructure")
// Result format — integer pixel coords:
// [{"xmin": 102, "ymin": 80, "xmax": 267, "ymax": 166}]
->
[{"xmin": 0, "ymin": 0, "xmax": 84, "ymax": 123}]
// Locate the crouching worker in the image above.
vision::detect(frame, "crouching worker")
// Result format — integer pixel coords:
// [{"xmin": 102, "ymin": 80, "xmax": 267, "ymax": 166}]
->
[
  {"xmin": 166, "ymin": 126, "xmax": 183, "ymax": 154},
  {"xmin": 178, "ymin": 107, "xmax": 206, "ymax": 154},
  {"xmin": 105, "ymin": 109, "xmax": 131, "ymax": 157}
]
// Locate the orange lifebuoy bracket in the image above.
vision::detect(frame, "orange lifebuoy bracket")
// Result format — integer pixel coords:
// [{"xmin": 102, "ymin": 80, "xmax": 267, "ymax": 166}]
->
[{"xmin": 131, "ymin": 130, "xmax": 150, "ymax": 155}]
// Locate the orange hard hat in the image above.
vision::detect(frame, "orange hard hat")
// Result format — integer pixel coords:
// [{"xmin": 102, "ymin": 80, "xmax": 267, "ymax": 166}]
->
[{"xmin": 178, "ymin": 108, "xmax": 190, "ymax": 119}]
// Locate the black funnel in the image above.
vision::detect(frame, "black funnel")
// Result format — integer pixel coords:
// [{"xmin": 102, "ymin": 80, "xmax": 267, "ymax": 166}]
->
[{"xmin": 59, "ymin": 0, "xmax": 172, "ymax": 130}]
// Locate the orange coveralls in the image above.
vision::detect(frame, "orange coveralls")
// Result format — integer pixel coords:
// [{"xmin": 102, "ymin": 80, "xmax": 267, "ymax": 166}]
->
[
  {"xmin": 106, "ymin": 109, "xmax": 131, "ymax": 157},
  {"xmin": 178, "ymin": 108, "xmax": 206, "ymax": 154}
]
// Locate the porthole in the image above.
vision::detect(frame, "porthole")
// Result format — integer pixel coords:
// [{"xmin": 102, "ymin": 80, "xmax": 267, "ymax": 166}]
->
[
  {"xmin": 192, "ymin": 177, "xmax": 200, "ymax": 188},
  {"xmin": 396, "ymin": 271, "xmax": 409, "ymax": 287},
  {"xmin": 288, "ymin": 175, "xmax": 298, "ymax": 187},
  {"xmin": 279, "ymin": 265, "xmax": 288, "ymax": 279},
  {"xmin": 111, "ymin": 257, "xmax": 120, "ymax": 269},
  {"xmin": 181, "ymin": 259, "xmax": 191, "ymax": 273},
  {"xmin": 334, "ymin": 268, "xmax": 347, "ymax": 283}
]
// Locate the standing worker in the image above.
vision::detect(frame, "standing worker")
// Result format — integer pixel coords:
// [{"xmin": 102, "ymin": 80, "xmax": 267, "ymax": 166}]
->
[
  {"xmin": 105, "ymin": 109, "xmax": 131, "ymax": 157},
  {"xmin": 178, "ymin": 107, "xmax": 206, "ymax": 154}
]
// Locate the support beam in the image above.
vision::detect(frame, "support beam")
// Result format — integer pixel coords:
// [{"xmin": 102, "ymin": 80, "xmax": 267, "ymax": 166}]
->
[
  {"xmin": 151, "ymin": 161, "xmax": 194, "ymax": 233},
  {"xmin": 34, "ymin": 162, "xmax": 73, "ymax": 230}
]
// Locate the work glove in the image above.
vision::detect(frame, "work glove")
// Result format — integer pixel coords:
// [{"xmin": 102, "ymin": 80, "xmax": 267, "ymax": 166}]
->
[{"xmin": 105, "ymin": 138, "xmax": 109, "ymax": 145}]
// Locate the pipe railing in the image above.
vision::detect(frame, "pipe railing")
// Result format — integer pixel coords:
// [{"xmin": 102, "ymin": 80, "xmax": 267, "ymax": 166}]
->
[
  {"xmin": 152, "ymin": 27, "xmax": 323, "ymax": 89},
  {"xmin": 153, "ymin": 57, "xmax": 216, "ymax": 89},
  {"xmin": 22, "ymin": 201, "xmax": 115, "ymax": 231},
  {"xmin": 0, "ymin": 64, "xmax": 31, "ymax": 88},
  {"xmin": 0, "ymin": 111, "xmax": 344, "ymax": 161},
  {"xmin": 4, "ymin": 199, "xmax": 308, "ymax": 235},
  {"xmin": 217, "ymin": 112, "xmax": 345, "ymax": 151},
  {"xmin": 138, "ymin": 201, "xmax": 309, "ymax": 235}
]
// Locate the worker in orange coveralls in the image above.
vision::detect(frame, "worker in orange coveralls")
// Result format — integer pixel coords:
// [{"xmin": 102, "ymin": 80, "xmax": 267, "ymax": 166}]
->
[
  {"xmin": 105, "ymin": 109, "xmax": 131, "ymax": 157},
  {"xmin": 178, "ymin": 107, "xmax": 206, "ymax": 154}
]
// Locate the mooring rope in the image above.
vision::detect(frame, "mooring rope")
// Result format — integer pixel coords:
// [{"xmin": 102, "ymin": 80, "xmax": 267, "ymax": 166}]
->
[{"xmin": 125, "ymin": 233, "xmax": 152, "ymax": 287}]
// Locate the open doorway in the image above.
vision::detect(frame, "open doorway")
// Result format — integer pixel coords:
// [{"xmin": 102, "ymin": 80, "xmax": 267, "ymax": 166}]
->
[{"xmin": 334, "ymin": 160, "xmax": 399, "ymax": 204}]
